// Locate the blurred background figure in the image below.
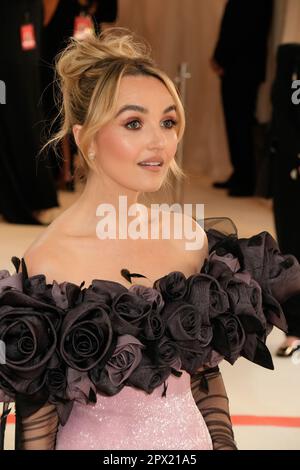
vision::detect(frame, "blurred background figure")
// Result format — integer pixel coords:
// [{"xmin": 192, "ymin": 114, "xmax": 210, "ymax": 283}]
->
[
  {"xmin": 0, "ymin": 0, "xmax": 58, "ymax": 224},
  {"xmin": 41, "ymin": 0, "xmax": 118, "ymax": 191},
  {"xmin": 270, "ymin": 43, "xmax": 300, "ymax": 357},
  {"xmin": 211, "ymin": 0, "xmax": 273, "ymax": 197}
]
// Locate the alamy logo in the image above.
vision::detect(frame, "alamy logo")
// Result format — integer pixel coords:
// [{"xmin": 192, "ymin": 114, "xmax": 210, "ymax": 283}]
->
[
  {"xmin": 0, "ymin": 340, "xmax": 6, "ymax": 364},
  {"xmin": 95, "ymin": 198, "xmax": 205, "ymax": 251},
  {"xmin": 291, "ymin": 80, "xmax": 300, "ymax": 105},
  {"xmin": 0, "ymin": 80, "xmax": 6, "ymax": 104}
]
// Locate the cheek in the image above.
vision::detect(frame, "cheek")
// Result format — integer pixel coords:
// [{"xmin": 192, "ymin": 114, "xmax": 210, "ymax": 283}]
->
[
  {"xmin": 95, "ymin": 128, "xmax": 142, "ymax": 166},
  {"xmin": 167, "ymin": 133, "xmax": 179, "ymax": 159}
]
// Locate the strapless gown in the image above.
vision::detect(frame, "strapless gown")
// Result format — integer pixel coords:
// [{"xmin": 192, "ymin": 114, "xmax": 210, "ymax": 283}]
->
[
  {"xmin": 2, "ymin": 217, "xmax": 300, "ymax": 451},
  {"xmin": 55, "ymin": 371, "xmax": 213, "ymax": 450}
]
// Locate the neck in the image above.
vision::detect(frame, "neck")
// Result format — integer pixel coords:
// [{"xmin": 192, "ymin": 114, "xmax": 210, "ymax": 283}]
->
[{"xmin": 69, "ymin": 171, "xmax": 142, "ymax": 238}]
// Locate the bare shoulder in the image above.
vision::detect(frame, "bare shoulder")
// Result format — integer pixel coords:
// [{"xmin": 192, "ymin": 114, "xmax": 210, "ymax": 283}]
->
[
  {"xmin": 180, "ymin": 213, "xmax": 208, "ymax": 272},
  {"xmin": 22, "ymin": 218, "xmax": 65, "ymax": 280},
  {"xmin": 160, "ymin": 209, "xmax": 208, "ymax": 272}
]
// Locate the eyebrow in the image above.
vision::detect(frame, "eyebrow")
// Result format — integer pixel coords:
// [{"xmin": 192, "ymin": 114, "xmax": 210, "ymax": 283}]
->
[{"xmin": 115, "ymin": 104, "xmax": 177, "ymax": 118}]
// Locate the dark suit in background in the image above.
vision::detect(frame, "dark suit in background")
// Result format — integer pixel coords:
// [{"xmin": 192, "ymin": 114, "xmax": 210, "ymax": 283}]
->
[
  {"xmin": 0, "ymin": 0, "xmax": 58, "ymax": 224},
  {"xmin": 41, "ymin": 0, "xmax": 118, "ymax": 183},
  {"xmin": 271, "ymin": 44, "xmax": 300, "ymax": 340},
  {"xmin": 213, "ymin": 0, "xmax": 273, "ymax": 195}
]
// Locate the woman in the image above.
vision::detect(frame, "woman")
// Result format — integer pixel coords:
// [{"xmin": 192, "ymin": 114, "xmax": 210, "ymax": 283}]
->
[
  {"xmin": 21, "ymin": 27, "xmax": 223, "ymax": 451},
  {"xmin": 1, "ymin": 28, "xmax": 300, "ymax": 451}
]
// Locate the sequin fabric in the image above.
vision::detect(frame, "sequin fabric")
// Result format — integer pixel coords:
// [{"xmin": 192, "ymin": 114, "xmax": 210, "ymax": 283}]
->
[{"xmin": 55, "ymin": 371, "xmax": 213, "ymax": 450}]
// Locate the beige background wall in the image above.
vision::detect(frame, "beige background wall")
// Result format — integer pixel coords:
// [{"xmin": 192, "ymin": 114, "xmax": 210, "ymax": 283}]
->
[
  {"xmin": 115, "ymin": 0, "xmax": 231, "ymax": 181},
  {"xmin": 114, "ymin": 0, "xmax": 298, "ymax": 183}
]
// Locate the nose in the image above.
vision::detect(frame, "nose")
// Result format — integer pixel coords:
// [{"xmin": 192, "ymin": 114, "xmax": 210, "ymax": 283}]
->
[{"xmin": 146, "ymin": 124, "xmax": 167, "ymax": 150}]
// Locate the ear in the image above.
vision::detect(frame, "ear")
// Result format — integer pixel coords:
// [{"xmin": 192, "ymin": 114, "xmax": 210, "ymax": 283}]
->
[{"xmin": 72, "ymin": 124, "xmax": 82, "ymax": 148}]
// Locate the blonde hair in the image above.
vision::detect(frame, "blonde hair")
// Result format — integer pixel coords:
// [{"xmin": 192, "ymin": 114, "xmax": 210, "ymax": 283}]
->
[{"xmin": 46, "ymin": 27, "xmax": 186, "ymax": 186}]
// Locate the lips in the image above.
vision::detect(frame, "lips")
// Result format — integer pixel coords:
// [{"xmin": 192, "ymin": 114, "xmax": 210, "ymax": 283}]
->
[
  {"xmin": 138, "ymin": 162, "xmax": 163, "ymax": 167},
  {"xmin": 138, "ymin": 157, "xmax": 164, "ymax": 167}
]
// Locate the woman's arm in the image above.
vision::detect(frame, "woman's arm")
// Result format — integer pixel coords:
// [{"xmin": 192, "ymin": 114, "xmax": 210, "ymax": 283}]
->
[
  {"xmin": 16, "ymin": 402, "xmax": 58, "ymax": 450},
  {"xmin": 13, "ymin": 258, "xmax": 59, "ymax": 450},
  {"xmin": 191, "ymin": 366, "xmax": 238, "ymax": 450}
]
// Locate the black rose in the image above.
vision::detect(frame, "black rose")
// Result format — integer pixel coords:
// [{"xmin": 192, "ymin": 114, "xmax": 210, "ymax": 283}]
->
[
  {"xmin": 60, "ymin": 302, "xmax": 114, "ymax": 371},
  {"xmin": 51, "ymin": 281, "xmax": 83, "ymax": 309},
  {"xmin": 175, "ymin": 339, "xmax": 212, "ymax": 374},
  {"xmin": 0, "ymin": 374, "xmax": 15, "ymax": 402},
  {"xmin": 129, "ymin": 285, "xmax": 164, "ymax": 314},
  {"xmin": 0, "ymin": 270, "xmax": 22, "ymax": 294},
  {"xmin": 93, "ymin": 334, "xmax": 144, "ymax": 396},
  {"xmin": 46, "ymin": 366, "xmax": 67, "ymax": 402},
  {"xmin": 154, "ymin": 271, "xmax": 188, "ymax": 301},
  {"xmin": 126, "ymin": 356, "xmax": 171, "ymax": 394},
  {"xmin": 239, "ymin": 232, "xmax": 300, "ymax": 305},
  {"xmin": 162, "ymin": 300, "xmax": 212, "ymax": 345},
  {"xmin": 140, "ymin": 310, "xmax": 165, "ymax": 342},
  {"xmin": 83, "ymin": 280, "xmax": 127, "ymax": 306},
  {"xmin": 156, "ymin": 337, "xmax": 181, "ymax": 370},
  {"xmin": 220, "ymin": 272, "xmax": 267, "ymax": 335},
  {"xmin": 110, "ymin": 292, "xmax": 152, "ymax": 336},
  {"xmin": 0, "ymin": 290, "xmax": 60, "ymax": 398},
  {"xmin": 185, "ymin": 273, "xmax": 229, "ymax": 321},
  {"xmin": 23, "ymin": 274, "xmax": 84, "ymax": 310},
  {"xmin": 211, "ymin": 313, "xmax": 246, "ymax": 364}
]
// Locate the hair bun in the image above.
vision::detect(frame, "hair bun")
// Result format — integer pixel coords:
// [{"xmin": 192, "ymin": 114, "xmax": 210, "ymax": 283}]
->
[{"xmin": 55, "ymin": 27, "xmax": 155, "ymax": 83}]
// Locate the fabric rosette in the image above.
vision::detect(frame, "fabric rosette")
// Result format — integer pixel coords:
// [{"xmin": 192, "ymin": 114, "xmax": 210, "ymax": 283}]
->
[
  {"xmin": 83, "ymin": 279, "xmax": 127, "ymax": 306},
  {"xmin": 238, "ymin": 232, "xmax": 300, "ymax": 302},
  {"xmin": 110, "ymin": 291, "xmax": 153, "ymax": 336},
  {"xmin": 202, "ymin": 247, "xmax": 273, "ymax": 368},
  {"xmin": 0, "ymin": 269, "xmax": 22, "ymax": 294},
  {"xmin": 126, "ymin": 355, "xmax": 171, "ymax": 394},
  {"xmin": 238, "ymin": 232, "xmax": 299, "ymax": 332},
  {"xmin": 59, "ymin": 301, "xmax": 115, "ymax": 372},
  {"xmin": 153, "ymin": 271, "xmax": 188, "ymax": 302},
  {"xmin": 184, "ymin": 271, "xmax": 229, "ymax": 369},
  {"xmin": 0, "ymin": 287, "xmax": 62, "ymax": 416},
  {"xmin": 201, "ymin": 224, "xmax": 300, "ymax": 370},
  {"xmin": 155, "ymin": 337, "xmax": 182, "ymax": 370},
  {"xmin": 90, "ymin": 334, "xmax": 144, "ymax": 396},
  {"xmin": 154, "ymin": 271, "xmax": 228, "ymax": 372},
  {"xmin": 129, "ymin": 285, "xmax": 165, "ymax": 315},
  {"xmin": 185, "ymin": 272, "xmax": 229, "ymax": 321},
  {"xmin": 128, "ymin": 285, "xmax": 165, "ymax": 343},
  {"xmin": 24, "ymin": 275, "xmax": 83, "ymax": 310},
  {"xmin": 47, "ymin": 364, "xmax": 97, "ymax": 425},
  {"xmin": 160, "ymin": 297, "xmax": 213, "ymax": 374},
  {"xmin": 55, "ymin": 368, "xmax": 97, "ymax": 425}
]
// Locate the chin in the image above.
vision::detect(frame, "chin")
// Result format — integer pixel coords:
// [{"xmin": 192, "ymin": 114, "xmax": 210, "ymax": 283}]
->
[{"xmin": 138, "ymin": 179, "xmax": 165, "ymax": 193}]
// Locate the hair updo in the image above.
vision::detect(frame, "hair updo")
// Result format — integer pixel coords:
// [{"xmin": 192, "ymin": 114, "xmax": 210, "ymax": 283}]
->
[{"xmin": 47, "ymin": 27, "xmax": 186, "ymax": 185}]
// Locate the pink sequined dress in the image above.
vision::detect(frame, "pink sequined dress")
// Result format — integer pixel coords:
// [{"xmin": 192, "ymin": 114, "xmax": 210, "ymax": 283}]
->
[{"xmin": 55, "ymin": 370, "xmax": 213, "ymax": 450}]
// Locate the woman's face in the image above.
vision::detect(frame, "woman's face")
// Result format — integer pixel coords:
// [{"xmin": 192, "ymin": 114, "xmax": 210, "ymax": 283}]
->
[{"xmin": 92, "ymin": 75, "xmax": 179, "ymax": 192}]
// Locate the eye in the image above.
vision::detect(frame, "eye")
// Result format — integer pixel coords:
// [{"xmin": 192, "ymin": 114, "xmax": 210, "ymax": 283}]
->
[
  {"xmin": 162, "ymin": 119, "xmax": 178, "ymax": 129},
  {"xmin": 124, "ymin": 118, "xmax": 178, "ymax": 130},
  {"xmin": 125, "ymin": 119, "xmax": 142, "ymax": 130}
]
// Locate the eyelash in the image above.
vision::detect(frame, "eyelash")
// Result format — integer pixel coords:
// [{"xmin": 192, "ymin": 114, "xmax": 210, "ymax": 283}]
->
[{"xmin": 124, "ymin": 119, "xmax": 178, "ymax": 130}]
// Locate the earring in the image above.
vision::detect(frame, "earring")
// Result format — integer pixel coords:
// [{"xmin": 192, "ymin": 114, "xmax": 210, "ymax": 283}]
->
[{"xmin": 88, "ymin": 151, "xmax": 95, "ymax": 161}]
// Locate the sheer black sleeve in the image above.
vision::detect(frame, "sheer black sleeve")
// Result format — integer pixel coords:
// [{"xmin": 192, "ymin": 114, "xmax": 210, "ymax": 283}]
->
[
  {"xmin": 191, "ymin": 366, "xmax": 238, "ymax": 450},
  {"xmin": 15, "ymin": 402, "xmax": 58, "ymax": 450}
]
